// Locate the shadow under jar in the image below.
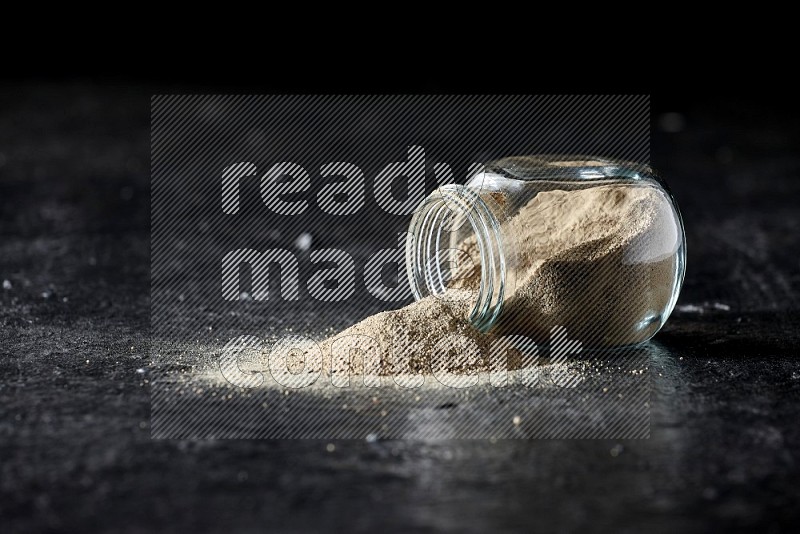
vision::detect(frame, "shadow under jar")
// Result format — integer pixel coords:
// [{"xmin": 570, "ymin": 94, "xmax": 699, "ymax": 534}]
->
[{"xmin": 406, "ymin": 156, "xmax": 686, "ymax": 349}]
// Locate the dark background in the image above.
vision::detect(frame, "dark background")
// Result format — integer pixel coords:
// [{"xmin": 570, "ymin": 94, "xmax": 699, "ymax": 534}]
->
[{"xmin": 1, "ymin": 64, "xmax": 799, "ymax": 533}]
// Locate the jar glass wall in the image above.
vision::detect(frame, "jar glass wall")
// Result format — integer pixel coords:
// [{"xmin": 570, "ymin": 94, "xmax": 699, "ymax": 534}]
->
[{"xmin": 406, "ymin": 156, "xmax": 686, "ymax": 348}]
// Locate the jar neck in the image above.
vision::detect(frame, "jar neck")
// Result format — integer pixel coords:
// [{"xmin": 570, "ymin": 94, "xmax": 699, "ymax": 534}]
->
[{"xmin": 406, "ymin": 185, "xmax": 508, "ymax": 332}]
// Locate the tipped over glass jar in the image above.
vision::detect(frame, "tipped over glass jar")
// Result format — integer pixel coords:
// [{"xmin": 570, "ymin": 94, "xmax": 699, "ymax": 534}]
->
[{"xmin": 406, "ymin": 156, "xmax": 686, "ymax": 348}]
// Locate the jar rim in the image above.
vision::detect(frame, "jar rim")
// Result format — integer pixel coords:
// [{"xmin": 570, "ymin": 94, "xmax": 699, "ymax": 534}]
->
[{"xmin": 405, "ymin": 185, "xmax": 508, "ymax": 332}]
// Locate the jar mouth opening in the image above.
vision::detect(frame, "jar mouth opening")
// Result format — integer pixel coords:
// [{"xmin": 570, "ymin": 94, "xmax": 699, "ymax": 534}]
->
[{"xmin": 406, "ymin": 185, "xmax": 507, "ymax": 332}]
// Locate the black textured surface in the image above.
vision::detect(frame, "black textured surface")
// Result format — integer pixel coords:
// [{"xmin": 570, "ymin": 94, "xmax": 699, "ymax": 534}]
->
[{"xmin": 1, "ymin": 86, "xmax": 799, "ymax": 532}]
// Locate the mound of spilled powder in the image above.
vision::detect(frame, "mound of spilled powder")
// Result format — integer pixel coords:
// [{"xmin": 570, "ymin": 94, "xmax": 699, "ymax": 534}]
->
[
  {"xmin": 321, "ymin": 184, "xmax": 680, "ymax": 375},
  {"xmin": 321, "ymin": 290, "xmax": 492, "ymax": 377}
]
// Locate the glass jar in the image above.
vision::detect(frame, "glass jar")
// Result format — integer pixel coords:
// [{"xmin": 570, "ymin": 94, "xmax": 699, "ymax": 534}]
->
[{"xmin": 405, "ymin": 156, "xmax": 686, "ymax": 348}]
